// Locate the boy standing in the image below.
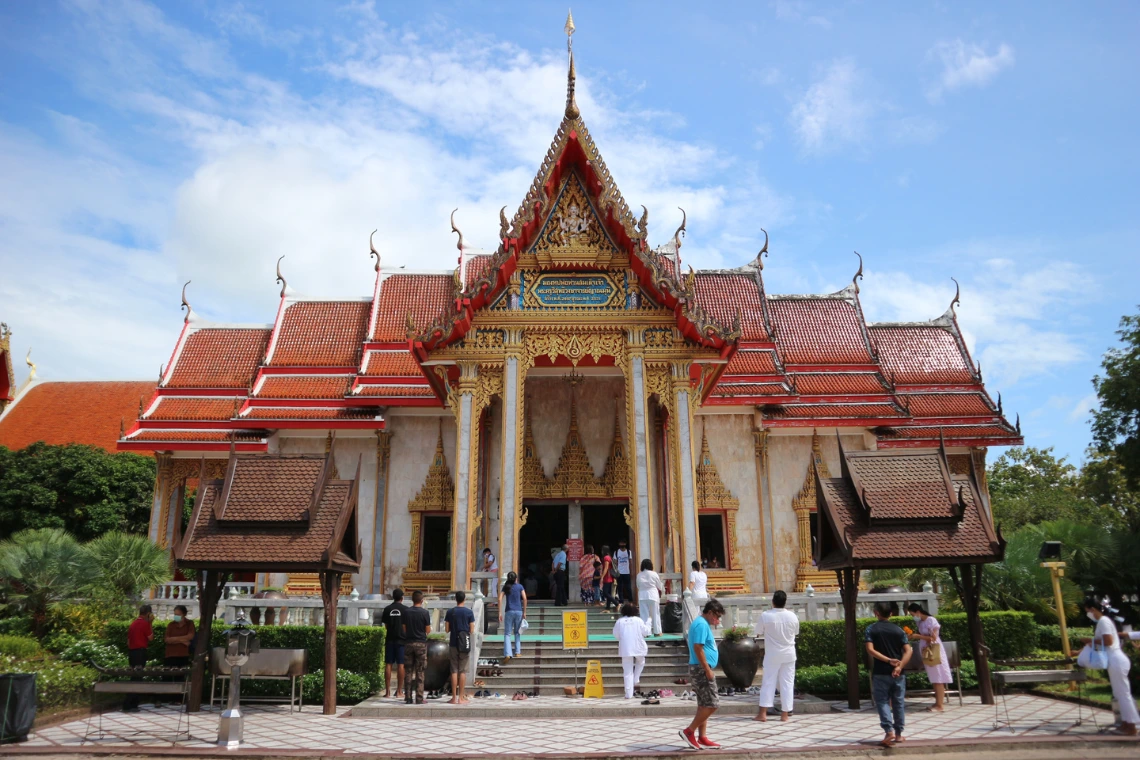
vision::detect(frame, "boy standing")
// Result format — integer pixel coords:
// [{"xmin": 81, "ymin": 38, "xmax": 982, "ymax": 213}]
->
[
  {"xmin": 865, "ymin": 601, "xmax": 912, "ymax": 747},
  {"xmin": 379, "ymin": 589, "xmax": 406, "ymax": 699}
]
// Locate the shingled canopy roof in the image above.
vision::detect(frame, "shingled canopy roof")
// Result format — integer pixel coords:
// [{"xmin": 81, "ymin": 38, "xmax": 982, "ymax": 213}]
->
[
  {"xmin": 814, "ymin": 437, "xmax": 1004, "ymax": 570},
  {"xmin": 174, "ymin": 451, "xmax": 362, "ymax": 574}
]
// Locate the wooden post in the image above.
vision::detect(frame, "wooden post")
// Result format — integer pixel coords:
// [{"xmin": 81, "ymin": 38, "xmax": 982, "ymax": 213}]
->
[
  {"xmin": 320, "ymin": 571, "xmax": 342, "ymax": 715},
  {"xmin": 187, "ymin": 569, "xmax": 228, "ymax": 712},
  {"xmin": 837, "ymin": 567, "xmax": 861, "ymax": 709},
  {"xmin": 952, "ymin": 564, "xmax": 994, "ymax": 705}
]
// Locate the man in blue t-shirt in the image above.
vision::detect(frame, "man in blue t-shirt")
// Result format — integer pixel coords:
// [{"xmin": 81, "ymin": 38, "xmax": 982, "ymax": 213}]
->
[
  {"xmin": 444, "ymin": 591, "xmax": 476, "ymax": 704},
  {"xmin": 865, "ymin": 601, "xmax": 912, "ymax": 747},
  {"xmin": 680, "ymin": 598, "xmax": 725, "ymax": 750}
]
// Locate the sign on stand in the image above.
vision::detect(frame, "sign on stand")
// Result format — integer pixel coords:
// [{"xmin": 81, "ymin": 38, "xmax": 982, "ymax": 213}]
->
[
  {"xmin": 566, "ymin": 538, "xmax": 584, "ymax": 563},
  {"xmin": 563, "ymin": 610, "xmax": 589, "ymax": 697}
]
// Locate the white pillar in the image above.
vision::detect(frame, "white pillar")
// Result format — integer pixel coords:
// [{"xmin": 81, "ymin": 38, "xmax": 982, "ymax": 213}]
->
[
  {"xmin": 673, "ymin": 364, "xmax": 699, "ymax": 570},
  {"xmin": 499, "ymin": 332, "xmax": 523, "ymax": 576},
  {"xmin": 629, "ymin": 353, "xmax": 653, "ymax": 563},
  {"xmin": 452, "ymin": 363, "xmax": 477, "ymax": 592}
]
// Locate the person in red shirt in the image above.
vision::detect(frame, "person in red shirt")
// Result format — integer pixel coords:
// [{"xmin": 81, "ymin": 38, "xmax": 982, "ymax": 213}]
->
[{"xmin": 123, "ymin": 605, "xmax": 154, "ymax": 712}]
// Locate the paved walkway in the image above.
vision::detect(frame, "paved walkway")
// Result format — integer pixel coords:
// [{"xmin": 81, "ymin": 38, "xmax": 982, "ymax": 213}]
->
[{"xmin": 12, "ymin": 694, "xmax": 1134, "ymax": 756}]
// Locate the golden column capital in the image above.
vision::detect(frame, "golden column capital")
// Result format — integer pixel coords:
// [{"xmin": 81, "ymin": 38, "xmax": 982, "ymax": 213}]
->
[{"xmin": 753, "ymin": 428, "xmax": 769, "ymax": 459}]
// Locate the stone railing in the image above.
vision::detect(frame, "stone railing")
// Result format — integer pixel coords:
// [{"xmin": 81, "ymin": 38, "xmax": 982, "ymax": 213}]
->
[{"xmin": 153, "ymin": 581, "xmax": 256, "ymax": 600}]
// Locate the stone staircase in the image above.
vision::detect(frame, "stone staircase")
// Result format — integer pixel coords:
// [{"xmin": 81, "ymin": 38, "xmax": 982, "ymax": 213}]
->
[{"xmin": 480, "ymin": 601, "xmax": 690, "ymax": 696}]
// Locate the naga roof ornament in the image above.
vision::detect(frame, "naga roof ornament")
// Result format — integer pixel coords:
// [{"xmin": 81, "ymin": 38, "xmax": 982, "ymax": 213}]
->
[
  {"xmin": 369, "ymin": 230, "xmax": 381, "ymax": 272},
  {"xmin": 852, "ymin": 251, "xmax": 864, "ymax": 294},
  {"xmin": 949, "ymin": 277, "xmax": 961, "ymax": 316},
  {"xmin": 180, "ymin": 280, "xmax": 193, "ymax": 323},
  {"xmin": 276, "ymin": 256, "xmax": 288, "ymax": 298}
]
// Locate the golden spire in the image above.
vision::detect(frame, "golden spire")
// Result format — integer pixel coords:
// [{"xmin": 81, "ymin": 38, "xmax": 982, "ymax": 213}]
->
[{"xmin": 564, "ymin": 9, "xmax": 579, "ymax": 119}]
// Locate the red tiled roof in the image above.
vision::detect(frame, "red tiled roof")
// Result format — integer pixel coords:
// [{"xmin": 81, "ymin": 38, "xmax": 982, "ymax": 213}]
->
[
  {"xmin": 768, "ymin": 297, "xmax": 873, "ymax": 365},
  {"xmin": 125, "ymin": 430, "xmax": 266, "ymax": 443},
  {"xmin": 166, "ymin": 329, "xmax": 269, "ymax": 389},
  {"xmin": 270, "ymin": 301, "xmax": 369, "ymax": 367},
  {"xmin": 147, "ymin": 397, "xmax": 238, "ymax": 422},
  {"xmin": 869, "ymin": 325, "xmax": 975, "ymax": 385},
  {"xmin": 712, "ymin": 383, "xmax": 787, "ymax": 397},
  {"xmin": 255, "ymin": 376, "xmax": 352, "ymax": 399},
  {"xmin": 723, "ymin": 350, "xmax": 780, "ymax": 376},
  {"xmin": 884, "ymin": 425, "xmax": 1013, "ymax": 439},
  {"xmin": 693, "ymin": 273, "xmax": 768, "ymax": 340},
  {"xmin": 243, "ymin": 407, "xmax": 379, "ymax": 420},
  {"xmin": 765, "ymin": 403, "xmax": 903, "ymax": 419},
  {"xmin": 0, "ymin": 381, "xmax": 156, "ymax": 453},
  {"xmin": 373, "ymin": 274, "xmax": 454, "ymax": 341},
  {"xmin": 354, "ymin": 385, "xmax": 435, "ymax": 398},
  {"xmin": 903, "ymin": 393, "xmax": 994, "ymax": 418},
  {"xmin": 792, "ymin": 373, "xmax": 887, "ymax": 395},
  {"xmin": 221, "ymin": 457, "xmax": 325, "ymax": 522},
  {"xmin": 464, "ymin": 255, "xmax": 495, "ymax": 290},
  {"xmin": 847, "ymin": 452, "xmax": 957, "ymax": 520},
  {"xmin": 363, "ymin": 351, "xmax": 421, "ymax": 377}
]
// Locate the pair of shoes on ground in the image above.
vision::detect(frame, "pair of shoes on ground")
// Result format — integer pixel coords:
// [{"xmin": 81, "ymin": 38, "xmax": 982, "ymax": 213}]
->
[
  {"xmin": 511, "ymin": 691, "xmax": 536, "ymax": 700},
  {"xmin": 473, "ymin": 690, "xmax": 503, "ymax": 699},
  {"xmin": 679, "ymin": 728, "xmax": 721, "ymax": 750},
  {"xmin": 717, "ymin": 686, "xmax": 738, "ymax": 696},
  {"xmin": 674, "ymin": 678, "xmax": 689, "ymax": 685},
  {"xmin": 477, "ymin": 657, "xmax": 500, "ymax": 666},
  {"xmin": 677, "ymin": 690, "xmax": 695, "ymax": 701},
  {"xmin": 747, "ymin": 686, "xmax": 762, "ymax": 695}
]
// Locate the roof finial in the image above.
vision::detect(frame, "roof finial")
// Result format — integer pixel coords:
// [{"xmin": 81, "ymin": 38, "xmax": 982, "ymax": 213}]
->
[
  {"xmin": 996, "ymin": 392, "xmax": 1003, "ymax": 415},
  {"xmin": 1015, "ymin": 413, "xmax": 1021, "ymax": 434},
  {"xmin": 450, "ymin": 208, "xmax": 466, "ymax": 288},
  {"xmin": 564, "ymin": 10, "xmax": 579, "ymax": 119},
  {"xmin": 24, "ymin": 348, "xmax": 36, "ymax": 382},
  {"xmin": 369, "ymin": 230, "xmax": 380, "ymax": 272},
  {"xmin": 755, "ymin": 228, "xmax": 769, "ymax": 269},
  {"xmin": 180, "ymin": 280, "xmax": 192, "ymax": 323},
  {"xmin": 638, "ymin": 205, "xmax": 648, "ymax": 237},
  {"xmin": 450, "ymin": 209, "xmax": 465, "ymax": 252},
  {"xmin": 949, "ymin": 276, "xmax": 961, "ymax": 315},
  {"xmin": 499, "ymin": 206, "xmax": 510, "ymax": 239},
  {"xmin": 276, "ymin": 256, "xmax": 288, "ymax": 297},
  {"xmin": 672, "ymin": 207, "xmax": 686, "ymax": 270},
  {"xmin": 852, "ymin": 251, "xmax": 864, "ymax": 293}
]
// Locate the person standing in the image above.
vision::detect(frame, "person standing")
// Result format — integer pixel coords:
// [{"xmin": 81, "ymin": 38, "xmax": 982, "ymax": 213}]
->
[
  {"xmin": 482, "ymin": 548, "xmax": 499, "ymax": 598},
  {"xmin": 614, "ymin": 540, "xmax": 633, "ymax": 604},
  {"xmin": 680, "ymin": 598, "xmax": 725, "ymax": 750},
  {"xmin": 578, "ymin": 544, "xmax": 599, "ymax": 604},
  {"xmin": 163, "ymin": 605, "xmax": 195, "ymax": 670},
  {"xmin": 123, "ymin": 604, "xmax": 154, "ymax": 712},
  {"xmin": 444, "ymin": 591, "xmax": 475, "ymax": 705},
  {"xmin": 865, "ymin": 601, "xmax": 912, "ymax": 747},
  {"xmin": 636, "ymin": 558, "xmax": 665, "ymax": 636},
  {"xmin": 755, "ymin": 590, "xmax": 799, "ymax": 722},
  {"xmin": 402, "ymin": 590, "xmax": 432, "ymax": 705},
  {"xmin": 599, "ymin": 545, "xmax": 616, "ymax": 612},
  {"xmin": 499, "ymin": 571, "xmax": 528, "ymax": 659},
  {"xmin": 552, "ymin": 543, "xmax": 569, "ymax": 606},
  {"xmin": 688, "ymin": 560, "xmax": 709, "ymax": 603},
  {"xmin": 379, "ymin": 589, "xmax": 406, "ymax": 699},
  {"xmin": 906, "ymin": 602, "xmax": 951, "ymax": 712},
  {"xmin": 1085, "ymin": 598, "xmax": 1138, "ymax": 735},
  {"xmin": 613, "ymin": 603, "xmax": 651, "ymax": 699}
]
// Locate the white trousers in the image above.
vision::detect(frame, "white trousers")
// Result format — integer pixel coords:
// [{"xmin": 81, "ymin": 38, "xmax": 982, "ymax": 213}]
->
[
  {"xmin": 1109, "ymin": 650, "xmax": 1140, "ymax": 725},
  {"xmin": 639, "ymin": 598, "xmax": 661, "ymax": 635},
  {"xmin": 487, "ymin": 575, "xmax": 499, "ymax": 598},
  {"xmin": 759, "ymin": 658, "xmax": 796, "ymax": 713},
  {"xmin": 622, "ymin": 655, "xmax": 646, "ymax": 698}
]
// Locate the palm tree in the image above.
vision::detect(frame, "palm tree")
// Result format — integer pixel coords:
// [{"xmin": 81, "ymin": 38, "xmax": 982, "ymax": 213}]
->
[
  {"xmin": 79, "ymin": 531, "xmax": 171, "ymax": 605},
  {"xmin": 0, "ymin": 528, "xmax": 85, "ymax": 636}
]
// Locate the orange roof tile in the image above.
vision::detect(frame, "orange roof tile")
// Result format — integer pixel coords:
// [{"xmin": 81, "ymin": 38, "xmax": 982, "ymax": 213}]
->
[
  {"xmin": 869, "ymin": 325, "xmax": 975, "ymax": 385},
  {"xmin": 373, "ymin": 274, "xmax": 454, "ymax": 341},
  {"xmin": 125, "ymin": 430, "xmax": 266, "ymax": 443},
  {"xmin": 363, "ymin": 351, "xmax": 421, "ymax": 377},
  {"xmin": 222, "ymin": 457, "xmax": 325, "ymax": 523},
  {"xmin": 147, "ymin": 397, "xmax": 238, "ymax": 422},
  {"xmin": 166, "ymin": 329, "xmax": 269, "ymax": 389},
  {"xmin": 792, "ymin": 373, "xmax": 887, "ymax": 395},
  {"xmin": 765, "ymin": 403, "xmax": 902, "ymax": 419},
  {"xmin": 354, "ymin": 385, "xmax": 435, "ymax": 398},
  {"xmin": 464, "ymin": 255, "xmax": 495, "ymax": 290},
  {"xmin": 902, "ymin": 393, "xmax": 995, "ymax": 418},
  {"xmin": 768, "ymin": 297, "xmax": 874, "ymax": 365},
  {"xmin": 723, "ymin": 350, "xmax": 780, "ymax": 376},
  {"xmin": 0, "ymin": 381, "xmax": 156, "ymax": 453},
  {"xmin": 269, "ymin": 301, "xmax": 369, "ymax": 367},
  {"xmin": 711, "ymin": 383, "xmax": 787, "ymax": 397},
  {"xmin": 884, "ymin": 425, "xmax": 1014, "ymax": 440},
  {"xmin": 693, "ymin": 273, "xmax": 769, "ymax": 340},
  {"xmin": 243, "ymin": 407, "xmax": 379, "ymax": 420},
  {"xmin": 255, "ymin": 376, "xmax": 352, "ymax": 400}
]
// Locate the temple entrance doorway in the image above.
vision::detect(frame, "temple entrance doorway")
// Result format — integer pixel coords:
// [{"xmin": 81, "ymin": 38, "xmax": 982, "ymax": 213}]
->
[
  {"xmin": 582, "ymin": 503, "xmax": 632, "ymax": 564},
  {"xmin": 517, "ymin": 503, "xmax": 568, "ymax": 599}
]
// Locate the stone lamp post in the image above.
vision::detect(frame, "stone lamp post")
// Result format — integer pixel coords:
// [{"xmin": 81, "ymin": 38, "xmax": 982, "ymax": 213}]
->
[{"xmin": 217, "ymin": 614, "xmax": 259, "ymax": 748}]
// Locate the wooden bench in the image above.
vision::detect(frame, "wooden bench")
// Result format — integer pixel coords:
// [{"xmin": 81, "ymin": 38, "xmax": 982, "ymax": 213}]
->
[
  {"xmin": 84, "ymin": 665, "xmax": 191, "ymax": 742},
  {"xmin": 991, "ymin": 657, "xmax": 1094, "ymax": 730}
]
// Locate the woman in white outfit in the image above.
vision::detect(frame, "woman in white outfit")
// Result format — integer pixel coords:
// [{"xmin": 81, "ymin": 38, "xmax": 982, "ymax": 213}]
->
[
  {"xmin": 755, "ymin": 589, "xmax": 800, "ymax": 722},
  {"xmin": 636, "ymin": 558, "xmax": 665, "ymax": 636},
  {"xmin": 688, "ymin": 560, "xmax": 708, "ymax": 602},
  {"xmin": 613, "ymin": 603, "xmax": 651, "ymax": 698},
  {"xmin": 1084, "ymin": 598, "xmax": 1138, "ymax": 735}
]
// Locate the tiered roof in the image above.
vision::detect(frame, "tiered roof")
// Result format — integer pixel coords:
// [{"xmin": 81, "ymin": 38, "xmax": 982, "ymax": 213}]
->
[{"xmin": 2, "ymin": 380, "xmax": 156, "ymax": 453}]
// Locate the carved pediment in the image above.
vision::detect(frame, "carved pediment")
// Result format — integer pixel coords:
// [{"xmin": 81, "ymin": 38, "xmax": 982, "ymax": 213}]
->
[
  {"xmin": 530, "ymin": 171, "xmax": 619, "ymax": 269},
  {"xmin": 696, "ymin": 428, "xmax": 739, "ymax": 512},
  {"xmin": 409, "ymin": 428, "xmax": 455, "ymax": 512},
  {"xmin": 521, "ymin": 397, "xmax": 629, "ymax": 500}
]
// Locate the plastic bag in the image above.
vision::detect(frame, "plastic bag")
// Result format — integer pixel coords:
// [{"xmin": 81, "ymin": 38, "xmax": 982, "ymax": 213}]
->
[
  {"xmin": 519, "ymin": 618, "xmax": 529, "ymax": 632},
  {"xmin": 1076, "ymin": 643, "xmax": 1108, "ymax": 670}
]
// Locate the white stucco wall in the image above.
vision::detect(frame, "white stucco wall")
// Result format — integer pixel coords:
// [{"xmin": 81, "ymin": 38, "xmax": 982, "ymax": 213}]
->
[{"xmin": 525, "ymin": 376, "xmax": 627, "ymax": 477}]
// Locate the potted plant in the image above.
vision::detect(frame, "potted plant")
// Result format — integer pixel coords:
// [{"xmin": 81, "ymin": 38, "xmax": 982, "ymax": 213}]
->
[
  {"xmin": 719, "ymin": 625, "xmax": 761, "ymax": 689},
  {"xmin": 425, "ymin": 633, "xmax": 451, "ymax": 692}
]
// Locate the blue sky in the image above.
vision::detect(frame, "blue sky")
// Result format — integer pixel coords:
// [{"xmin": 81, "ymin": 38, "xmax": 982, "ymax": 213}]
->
[{"xmin": 1, "ymin": 1, "xmax": 1137, "ymax": 464}]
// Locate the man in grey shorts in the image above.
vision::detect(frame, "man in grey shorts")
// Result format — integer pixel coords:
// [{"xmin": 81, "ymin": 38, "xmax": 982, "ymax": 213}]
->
[{"xmin": 680, "ymin": 598, "xmax": 725, "ymax": 750}]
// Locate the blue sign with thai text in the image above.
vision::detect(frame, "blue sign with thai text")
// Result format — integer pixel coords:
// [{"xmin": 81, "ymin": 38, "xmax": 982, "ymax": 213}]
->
[{"xmin": 532, "ymin": 273, "xmax": 616, "ymax": 308}]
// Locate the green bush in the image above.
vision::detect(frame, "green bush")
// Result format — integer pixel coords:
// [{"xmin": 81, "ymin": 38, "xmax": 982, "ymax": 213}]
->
[
  {"xmin": 792, "ymin": 660, "xmax": 987, "ymax": 697},
  {"xmin": 0, "ymin": 634, "xmax": 41, "ymax": 658},
  {"xmin": 795, "ymin": 611, "xmax": 1036, "ymax": 668},
  {"xmin": 0, "ymin": 653, "xmax": 98, "ymax": 709},
  {"xmin": 59, "ymin": 639, "xmax": 128, "ymax": 669},
  {"xmin": 0, "ymin": 617, "xmax": 32, "ymax": 636},
  {"xmin": 42, "ymin": 630, "xmax": 78, "ymax": 653},
  {"xmin": 1036, "ymin": 624, "xmax": 1094, "ymax": 653},
  {"xmin": 300, "ymin": 669, "xmax": 372, "ymax": 705}
]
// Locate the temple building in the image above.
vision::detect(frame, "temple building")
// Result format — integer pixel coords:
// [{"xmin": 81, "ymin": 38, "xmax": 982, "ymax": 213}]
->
[{"xmin": 119, "ymin": 31, "xmax": 1021, "ymax": 598}]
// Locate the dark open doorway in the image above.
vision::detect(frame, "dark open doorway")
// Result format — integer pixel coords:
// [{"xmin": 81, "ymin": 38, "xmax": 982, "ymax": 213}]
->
[
  {"xmin": 583, "ymin": 503, "xmax": 631, "ymax": 563},
  {"xmin": 518, "ymin": 503, "xmax": 568, "ymax": 599}
]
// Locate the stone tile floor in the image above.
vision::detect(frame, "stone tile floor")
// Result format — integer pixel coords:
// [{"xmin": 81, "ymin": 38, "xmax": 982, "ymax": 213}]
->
[{"xmin": 13, "ymin": 694, "xmax": 1132, "ymax": 756}]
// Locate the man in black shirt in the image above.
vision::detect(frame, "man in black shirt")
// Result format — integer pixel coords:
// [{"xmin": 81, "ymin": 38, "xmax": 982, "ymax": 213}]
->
[
  {"xmin": 444, "ymin": 590, "xmax": 476, "ymax": 704},
  {"xmin": 402, "ymin": 590, "xmax": 432, "ymax": 704},
  {"xmin": 378, "ymin": 588, "xmax": 406, "ymax": 699},
  {"xmin": 865, "ymin": 601, "xmax": 912, "ymax": 747}
]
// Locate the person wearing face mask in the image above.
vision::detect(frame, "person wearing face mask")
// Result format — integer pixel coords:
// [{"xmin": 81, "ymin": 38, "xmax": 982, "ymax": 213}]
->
[
  {"xmin": 164, "ymin": 604, "xmax": 196, "ymax": 671},
  {"xmin": 905, "ymin": 603, "xmax": 950, "ymax": 712},
  {"xmin": 1083, "ymin": 597, "xmax": 1138, "ymax": 735}
]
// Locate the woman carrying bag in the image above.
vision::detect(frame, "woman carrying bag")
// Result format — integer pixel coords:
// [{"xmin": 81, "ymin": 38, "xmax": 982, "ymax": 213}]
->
[
  {"xmin": 1082, "ymin": 598, "xmax": 1138, "ymax": 736},
  {"xmin": 906, "ymin": 603, "xmax": 951, "ymax": 712}
]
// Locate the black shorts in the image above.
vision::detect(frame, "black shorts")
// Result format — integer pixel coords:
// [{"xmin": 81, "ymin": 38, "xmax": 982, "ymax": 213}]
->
[{"xmin": 385, "ymin": 642, "xmax": 405, "ymax": 665}]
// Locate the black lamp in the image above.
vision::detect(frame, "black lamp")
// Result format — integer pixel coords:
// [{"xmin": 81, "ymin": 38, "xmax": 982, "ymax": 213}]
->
[{"xmin": 1038, "ymin": 541, "xmax": 1062, "ymax": 561}]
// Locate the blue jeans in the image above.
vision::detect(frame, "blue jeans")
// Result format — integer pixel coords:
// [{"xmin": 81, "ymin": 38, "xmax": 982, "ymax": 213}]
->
[
  {"xmin": 503, "ymin": 609, "xmax": 523, "ymax": 657},
  {"xmin": 872, "ymin": 674, "xmax": 906, "ymax": 736}
]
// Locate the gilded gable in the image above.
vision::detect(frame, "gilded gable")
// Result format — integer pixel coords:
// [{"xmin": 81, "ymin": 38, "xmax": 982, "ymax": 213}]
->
[{"xmin": 530, "ymin": 171, "xmax": 619, "ymax": 268}]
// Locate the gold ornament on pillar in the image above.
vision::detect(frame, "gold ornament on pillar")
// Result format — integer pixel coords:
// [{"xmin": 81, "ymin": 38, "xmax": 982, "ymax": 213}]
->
[{"xmin": 792, "ymin": 432, "xmax": 839, "ymax": 592}]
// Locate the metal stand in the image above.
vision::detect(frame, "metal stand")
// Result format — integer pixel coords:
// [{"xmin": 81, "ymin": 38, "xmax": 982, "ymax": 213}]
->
[{"xmin": 217, "ymin": 663, "xmax": 243, "ymax": 748}]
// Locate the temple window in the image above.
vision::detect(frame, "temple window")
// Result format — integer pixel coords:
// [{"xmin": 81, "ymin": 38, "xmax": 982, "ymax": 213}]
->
[
  {"xmin": 420, "ymin": 514, "xmax": 452, "ymax": 572},
  {"xmin": 698, "ymin": 512, "xmax": 727, "ymax": 569}
]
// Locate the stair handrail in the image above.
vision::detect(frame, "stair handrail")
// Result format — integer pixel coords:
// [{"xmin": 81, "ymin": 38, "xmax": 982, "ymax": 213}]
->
[
  {"xmin": 468, "ymin": 581, "xmax": 485, "ymax": 684},
  {"xmin": 681, "ymin": 589, "xmax": 700, "ymax": 636}
]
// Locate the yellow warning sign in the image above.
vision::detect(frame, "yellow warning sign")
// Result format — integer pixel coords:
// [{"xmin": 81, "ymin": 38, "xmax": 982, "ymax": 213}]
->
[
  {"xmin": 584, "ymin": 659, "xmax": 604, "ymax": 698},
  {"xmin": 562, "ymin": 610, "xmax": 588, "ymax": 650}
]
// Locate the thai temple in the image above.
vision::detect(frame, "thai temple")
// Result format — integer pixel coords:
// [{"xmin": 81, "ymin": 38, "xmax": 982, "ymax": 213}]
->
[{"xmin": 113, "ymin": 23, "xmax": 1022, "ymax": 599}]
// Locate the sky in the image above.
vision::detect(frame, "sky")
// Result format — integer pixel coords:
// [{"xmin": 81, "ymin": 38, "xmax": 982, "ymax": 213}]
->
[{"xmin": 1, "ymin": 1, "xmax": 1137, "ymax": 465}]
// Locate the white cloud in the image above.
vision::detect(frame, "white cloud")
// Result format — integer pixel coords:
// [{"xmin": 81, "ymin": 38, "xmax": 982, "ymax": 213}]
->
[
  {"xmin": 790, "ymin": 59, "xmax": 874, "ymax": 155},
  {"xmin": 1068, "ymin": 392, "xmax": 1099, "ymax": 423},
  {"xmin": 926, "ymin": 40, "xmax": 1015, "ymax": 102}
]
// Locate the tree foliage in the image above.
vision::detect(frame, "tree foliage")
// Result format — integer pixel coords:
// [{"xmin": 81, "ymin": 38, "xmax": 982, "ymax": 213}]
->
[
  {"xmin": 0, "ymin": 528, "xmax": 85, "ymax": 636},
  {"xmin": 79, "ymin": 531, "xmax": 171, "ymax": 607},
  {"xmin": 987, "ymin": 446, "xmax": 1118, "ymax": 531},
  {"xmin": 1092, "ymin": 309, "xmax": 1140, "ymax": 491},
  {"xmin": 0, "ymin": 443, "xmax": 156, "ymax": 540}
]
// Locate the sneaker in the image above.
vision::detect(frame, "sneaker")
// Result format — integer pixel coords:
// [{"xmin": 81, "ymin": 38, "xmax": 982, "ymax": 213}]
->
[
  {"xmin": 679, "ymin": 728, "xmax": 701, "ymax": 750},
  {"xmin": 698, "ymin": 736, "xmax": 722, "ymax": 750}
]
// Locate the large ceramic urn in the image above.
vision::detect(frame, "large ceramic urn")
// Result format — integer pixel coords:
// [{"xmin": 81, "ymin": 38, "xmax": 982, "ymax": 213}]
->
[
  {"xmin": 424, "ymin": 639, "xmax": 451, "ymax": 692},
  {"xmin": 719, "ymin": 636, "xmax": 762, "ymax": 690}
]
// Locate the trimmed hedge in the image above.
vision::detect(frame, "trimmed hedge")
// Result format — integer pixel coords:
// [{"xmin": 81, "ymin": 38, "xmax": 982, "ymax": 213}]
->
[
  {"xmin": 795, "ymin": 660, "xmax": 988, "ymax": 697},
  {"xmin": 795, "ymin": 611, "xmax": 1036, "ymax": 668},
  {"xmin": 1037, "ymin": 625, "xmax": 1094, "ymax": 653},
  {"xmin": 101, "ymin": 622, "xmax": 385, "ymax": 678},
  {"xmin": 0, "ymin": 634, "xmax": 41, "ymax": 659}
]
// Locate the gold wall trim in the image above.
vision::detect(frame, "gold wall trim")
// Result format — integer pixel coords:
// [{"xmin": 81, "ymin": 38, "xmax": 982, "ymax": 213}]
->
[{"xmin": 792, "ymin": 432, "xmax": 838, "ymax": 592}]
